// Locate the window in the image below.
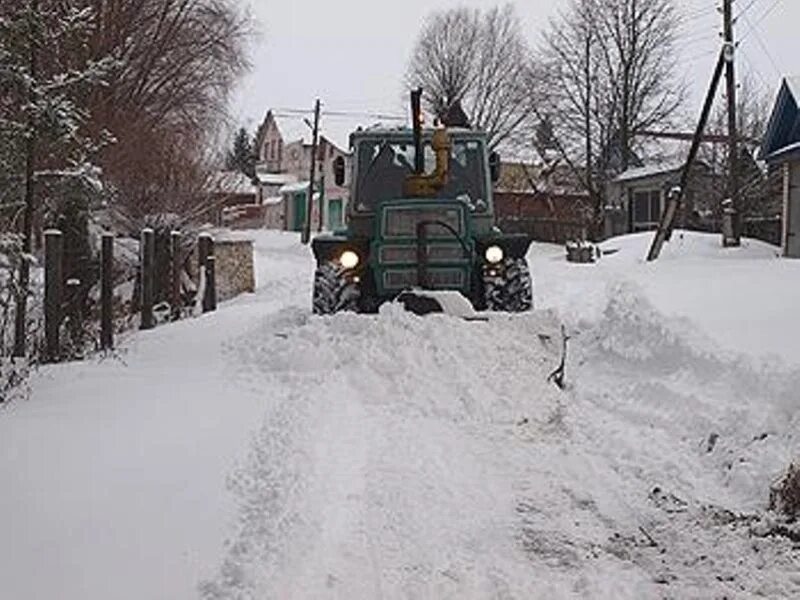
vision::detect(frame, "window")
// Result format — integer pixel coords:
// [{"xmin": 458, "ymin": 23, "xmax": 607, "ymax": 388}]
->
[{"xmin": 632, "ymin": 189, "xmax": 662, "ymax": 230}]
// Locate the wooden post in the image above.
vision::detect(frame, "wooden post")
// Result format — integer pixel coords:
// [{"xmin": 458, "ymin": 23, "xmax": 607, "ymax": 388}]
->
[
  {"xmin": 302, "ymin": 99, "xmax": 321, "ymax": 244},
  {"xmin": 44, "ymin": 230, "xmax": 63, "ymax": 362},
  {"xmin": 205, "ymin": 255, "xmax": 217, "ymax": 312},
  {"xmin": 198, "ymin": 234, "xmax": 216, "ymax": 313},
  {"xmin": 140, "ymin": 228, "xmax": 155, "ymax": 330},
  {"xmin": 100, "ymin": 233, "xmax": 114, "ymax": 350},
  {"xmin": 170, "ymin": 230, "xmax": 181, "ymax": 321},
  {"xmin": 198, "ymin": 233, "xmax": 212, "ymax": 274},
  {"xmin": 723, "ymin": 0, "xmax": 741, "ymax": 246}
]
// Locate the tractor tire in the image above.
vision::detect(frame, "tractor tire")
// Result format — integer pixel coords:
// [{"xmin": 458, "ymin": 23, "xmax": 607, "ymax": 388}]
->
[
  {"xmin": 484, "ymin": 257, "xmax": 533, "ymax": 313},
  {"xmin": 312, "ymin": 262, "xmax": 360, "ymax": 315}
]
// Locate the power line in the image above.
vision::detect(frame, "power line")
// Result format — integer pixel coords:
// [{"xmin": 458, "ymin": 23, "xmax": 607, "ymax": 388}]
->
[
  {"xmin": 740, "ymin": 0, "xmax": 781, "ymax": 39},
  {"xmin": 740, "ymin": 11, "xmax": 784, "ymax": 77},
  {"xmin": 271, "ymin": 107, "xmax": 406, "ymax": 121},
  {"xmin": 735, "ymin": 0, "xmax": 762, "ymax": 20}
]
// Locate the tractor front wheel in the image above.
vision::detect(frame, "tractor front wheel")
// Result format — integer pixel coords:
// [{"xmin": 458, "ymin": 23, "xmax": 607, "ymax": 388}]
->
[
  {"xmin": 312, "ymin": 262, "xmax": 360, "ymax": 315},
  {"xmin": 483, "ymin": 257, "xmax": 533, "ymax": 312}
]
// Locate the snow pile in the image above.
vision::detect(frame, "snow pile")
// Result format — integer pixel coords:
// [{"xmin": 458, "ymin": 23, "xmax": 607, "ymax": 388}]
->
[
  {"xmin": 201, "ymin": 306, "xmax": 568, "ymax": 598},
  {"xmin": 1, "ymin": 229, "xmax": 799, "ymax": 599}
]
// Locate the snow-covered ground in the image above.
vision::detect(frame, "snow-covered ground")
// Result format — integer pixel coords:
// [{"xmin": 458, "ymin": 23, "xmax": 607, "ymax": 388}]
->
[{"xmin": 0, "ymin": 230, "xmax": 798, "ymax": 599}]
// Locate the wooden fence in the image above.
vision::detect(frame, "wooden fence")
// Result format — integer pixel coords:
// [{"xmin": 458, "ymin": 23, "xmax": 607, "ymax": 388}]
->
[
  {"xmin": 42, "ymin": 229, "xmax": 218, "ymax": 363},
  {"xmin": 497, "ymin": 217, "xmax": 599, "ymax": 244}
]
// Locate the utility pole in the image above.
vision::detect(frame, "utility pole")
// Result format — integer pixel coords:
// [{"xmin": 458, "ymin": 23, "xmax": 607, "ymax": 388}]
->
[
  {"xmin": 647, "ymin": 49, "xmax": 727, "ymax": 261},
  {"xmin": 723, "ymin": 0, "xmax": 741, "ymax": 246},
  {"xmin": 302, "ymin": 99, "xmax": 321, "ymax": 245}
]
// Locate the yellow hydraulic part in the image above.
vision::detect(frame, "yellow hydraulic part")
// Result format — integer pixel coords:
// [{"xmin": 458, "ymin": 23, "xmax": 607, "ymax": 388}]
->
[{"xmin": 403, "ymin": 127, "xmax": 451, "ymax": 197}]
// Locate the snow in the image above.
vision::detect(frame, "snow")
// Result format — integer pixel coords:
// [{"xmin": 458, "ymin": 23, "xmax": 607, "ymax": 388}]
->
[
  {"xmin": 767, "ymin": 139, "xmax": 800, "ymax": 161},
  {"xmin": 255, "ymin": 172, "xmax": 297, "ymax": 186},
  {"xmin": 613, "ymin": 160, "xmax": 685, "ymax": 182},
  {"xmin": 785, "ymin": 76, "xmax": 800, "ymax": 102},
  {"xmin": 209, "ymin": 171, "xmax": 256, "ymax": 195},
  {"xmin": 1, "ymin": 229, "xmax": 799, "ymax": 599}
]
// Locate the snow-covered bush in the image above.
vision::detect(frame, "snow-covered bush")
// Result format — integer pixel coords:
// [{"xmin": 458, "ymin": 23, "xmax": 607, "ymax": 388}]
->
[{"xmin": 0, "ymin": 234, "xmax": 43, "ymax": 402}]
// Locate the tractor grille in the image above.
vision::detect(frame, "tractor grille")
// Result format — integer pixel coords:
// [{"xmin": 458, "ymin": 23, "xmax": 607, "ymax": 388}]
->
[
  {"xmin": 383, "ymin": 268, "xmax": 465, "ymax": 290},
  {"xmin": 382, "ymin": 206, "xmax": 464, "ymax": 238},
  {"xmin": 379, "ymin": 244, "xmax": 465, "ymax": 264}
]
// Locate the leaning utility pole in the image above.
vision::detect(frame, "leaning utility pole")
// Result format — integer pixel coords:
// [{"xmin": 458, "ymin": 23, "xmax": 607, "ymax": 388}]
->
[
  {"xmin": 723, "ymin": 0, "xmax": 741, "ymax": 246},
  {"xmin": 647, "ymin": 49, "xmax": 727, "ymax": 261},
  {"xmin": 302, "ymin": 99, "xmax": 321, "ymax": 245}
]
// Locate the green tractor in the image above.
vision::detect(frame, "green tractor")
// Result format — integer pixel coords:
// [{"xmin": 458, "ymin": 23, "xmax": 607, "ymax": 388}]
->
[{"xmin": 311, "ymin": 91, "xmax": 533, "ymax": 315}]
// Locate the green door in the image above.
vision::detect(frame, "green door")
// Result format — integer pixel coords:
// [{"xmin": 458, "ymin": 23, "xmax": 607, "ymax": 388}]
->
[
  {"xmin": 292, "ymin": 192, "xmax": 307, "ymax": 231},
  {"xmin": 328, "ymin": 198, "xmax": 343, "ymax": 230}
]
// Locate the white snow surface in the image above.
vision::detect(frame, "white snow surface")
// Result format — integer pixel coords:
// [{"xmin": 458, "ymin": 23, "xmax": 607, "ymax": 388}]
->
[{"xmin": 1, "ymin": 229, "xmax": 799, "ymax": 599}]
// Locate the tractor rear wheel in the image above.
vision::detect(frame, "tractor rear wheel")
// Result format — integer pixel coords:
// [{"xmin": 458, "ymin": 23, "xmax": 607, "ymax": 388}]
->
[
  {"xmin": 484, "ymin": 257, "xmax": 533, "ymax": 312},
  {"xmin": 312, "ymin": 262, "xmax": 360, "ymax": 315}
]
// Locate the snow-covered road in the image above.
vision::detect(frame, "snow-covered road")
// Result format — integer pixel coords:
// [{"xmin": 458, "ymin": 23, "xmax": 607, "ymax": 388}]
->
[{"xmin": 1, "ymin": 230, "xmax": 798, "ymax": 599}]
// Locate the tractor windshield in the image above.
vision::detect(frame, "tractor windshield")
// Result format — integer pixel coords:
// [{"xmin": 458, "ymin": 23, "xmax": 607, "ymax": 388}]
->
[{"xmin": 353, "ymin": 138, "xmax": 488, "ymax": 212}]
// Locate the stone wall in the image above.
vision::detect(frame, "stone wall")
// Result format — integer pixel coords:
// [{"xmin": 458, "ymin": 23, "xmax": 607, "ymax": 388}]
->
[{"xmin": 214, "ymin": 239, "xmax": 255, "ymax": 301}]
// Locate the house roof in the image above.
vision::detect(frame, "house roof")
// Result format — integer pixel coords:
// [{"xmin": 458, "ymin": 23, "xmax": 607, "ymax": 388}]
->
[
  {"xmin": 209, "ymin": 171, "xmax": 256, "ymax": 195},
  {"xmin": 761, "ymin": 77, "xmax": 800, "ymax": 162},
  {"xmin": 255, "ymin": 172, "xmax": 297, "ymax": 186},
  {"xmin": 268, "ymin": 112, "xmax": 367, "ymax": 153},
  {"xmin": 613, "ymin": 159, "xmax": 686, "ymax": 183}
]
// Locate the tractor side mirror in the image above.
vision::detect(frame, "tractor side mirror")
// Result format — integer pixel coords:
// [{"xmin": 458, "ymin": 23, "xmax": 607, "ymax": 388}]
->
[
  {"xmin": 333, "ymin": 156, "xmax": 346, "ymax": 186},
  {"xmin": 489, "ymin": 151, "xmax": 501, "ymax": 183}
]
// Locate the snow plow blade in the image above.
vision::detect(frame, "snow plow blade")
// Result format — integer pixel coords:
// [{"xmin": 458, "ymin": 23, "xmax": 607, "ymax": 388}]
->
[{"xmin": 396, "ymin": 290, "xmax": 488, "ymax": 321}]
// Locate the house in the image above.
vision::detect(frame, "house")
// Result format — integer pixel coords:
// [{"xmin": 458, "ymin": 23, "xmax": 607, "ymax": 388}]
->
[
  {"xmin": 760, "ymin": 77, "xmax": 800, "ymax": 257},
  {"xmin": 604, "ymin": 160, "xmax": 718, "ymax": 237},
  {"xmin": 493, "ymin": 160, "xmax": 595, "ymax": 243},
  {"xmin": 254, "ymin": 111, "xmax": 352, "ymax": 232}
]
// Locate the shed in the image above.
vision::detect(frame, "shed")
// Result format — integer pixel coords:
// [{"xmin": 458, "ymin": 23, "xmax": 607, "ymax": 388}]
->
[
  {"xmin": 605, "ymin": 160, "xmax": 717, "ymax": 237},
  {"xmin": 761, "ymin": 77, "xmax": 800, "ymax": 257}
]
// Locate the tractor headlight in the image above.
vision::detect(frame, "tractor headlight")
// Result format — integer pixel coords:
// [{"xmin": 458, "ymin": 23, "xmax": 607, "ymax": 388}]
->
[
  {"xmin": 339, "ymin": 250, "xmax": 360, "ymax": 269},
  {"xmin": 485, "ymin": 245, "xmax": 504, "ymax": 264}
]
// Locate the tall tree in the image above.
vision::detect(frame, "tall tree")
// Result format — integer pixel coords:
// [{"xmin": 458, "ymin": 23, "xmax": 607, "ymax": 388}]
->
[
  {"xmin": 86, "ymin": 0, "xmax": 253, "ymax": 224},
  {"xmin": 406, "ymin": 4, "xmax": 531, "ymax": 150},
  {"xmin": 226, "ymin": 127, "xmax": 255, "ymax": 178},
  {"xmin": 0, "ymin": 0, "xmax": 115, "ymax": 357},
  {"xmin": 536, "ymin": 0, "xmax": 684, "ymax": 203}
]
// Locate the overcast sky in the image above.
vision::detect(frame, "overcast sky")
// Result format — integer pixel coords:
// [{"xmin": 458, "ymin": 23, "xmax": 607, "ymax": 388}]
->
[{"xmin": 231, "ymin": 0, "xmax": 798, "ymax": 136}]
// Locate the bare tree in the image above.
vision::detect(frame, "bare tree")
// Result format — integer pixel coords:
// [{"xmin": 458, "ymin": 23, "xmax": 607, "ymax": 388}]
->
[
  {"xmin": 406, "ymin": 4, "xmax": 531, "ymax": 150},
  {"xmin": 86, "ymin": 0, "xmax": 253, "ymax": 226},
  {"xmin": 536, "ymin": 0, "xmax": 685, "ymax": 197}
]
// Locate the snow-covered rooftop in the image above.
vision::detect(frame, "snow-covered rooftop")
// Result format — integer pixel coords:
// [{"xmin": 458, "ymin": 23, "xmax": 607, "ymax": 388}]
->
[
  {"xmin": 255, "ymin": 172, "xmax": 297, "ymax": 186},
  {"xmin": 767, "ymin": 140, "xmax": 800, "ymax": 161},
  {"xmin": 614, "ymin": 159, "xmax": 685, "ymax": 182},
  {"xmin": 785, "ymin": 76, "xmax": 800, "ymax": 101},
  {"xmin": 271, "ymin": 113, "xmax": 370, "ymax": 152},
  {"xmin": 279, "ymin": 181, "xmax": 310, "ymax": 194},
  {"xmin": 209, "ymin": 171, "xmax": 256, "ymax": 195}
]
